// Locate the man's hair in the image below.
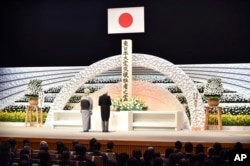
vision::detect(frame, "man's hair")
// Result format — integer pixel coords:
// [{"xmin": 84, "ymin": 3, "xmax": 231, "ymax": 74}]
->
[
  {"xmin": 107, "ymin": 141, "xmax": 114, "ymax": 149},
  {"xmin": 93, "ymin": 142, "xmax": 101, "ymax": 151},
  {"xmin": 184, "ymin": 142, "xmax": 193, "ymax": 153},
  {"xmin": 175, "ymin": 141, "xmax": 182, "ymax": 150}
]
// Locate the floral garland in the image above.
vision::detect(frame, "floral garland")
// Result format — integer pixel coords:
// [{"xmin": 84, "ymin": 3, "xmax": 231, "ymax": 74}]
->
[{"xmin": 112, "ymin": 96, "xmax": 147, "ymax": 111}]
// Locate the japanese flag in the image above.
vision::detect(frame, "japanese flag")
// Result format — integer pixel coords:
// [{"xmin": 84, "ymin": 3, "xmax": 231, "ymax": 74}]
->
[{"xmin": 108, "ymin": 7, "xmax": 145, "ymax": 34}]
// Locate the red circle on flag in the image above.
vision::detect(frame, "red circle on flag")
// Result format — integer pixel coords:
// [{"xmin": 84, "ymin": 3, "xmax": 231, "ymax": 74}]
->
[{"xmin": 119, "ymin": 13, "xmax": 133, "ymax": 28}]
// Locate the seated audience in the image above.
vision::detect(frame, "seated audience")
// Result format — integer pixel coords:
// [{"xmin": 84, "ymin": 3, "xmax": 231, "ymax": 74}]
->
[
  {"xmin": 55, "ymin": 140, "xmax": 66, "ymax": 155},
  {"xmin": 2, "ymin": 137, "xmax": 239, "ymax": 166},
  {"xmin": 105, "ymin": 141, "xmax": 119, "ymax": 162},
  {"xmin": 7, "ymin": 138, "xmax": 17, "ymax": 160},
  {"xmin": 183, "ymin": 142, "xmax": 194, "ymax": 161},
  {"xmin": 128, "ymin": 148, "xmax": 145, "ymax": 166},
  {"xmin": 71, "ymin": 143, "xmax": 95, "ymax": 166},
  {"xmin": 0, "ymin": 142, "xmax": 12, "ymax": 166},
  {"xmin": 118, "ymin": 152, "xmax": 130, "ymax": 166},
  {"xmin": 152, "ymin": 157, "xmax": 163, "ymax": 166},
  {"xmin": 92, "ymin": 141, "xmax": 108, "ymax": 165},
  {"xmin": 57, "ymin": 149, "xmax": 71, "ymax": 165},
  {"xmin": 143, "ymin": 147, "xmax": 155, "ymax": 166},
  {"xmin": 192, "ymin": 143, "xmax": 206, "ymax": 164},
  {"xmin": 105, "ymin": 141, "xmax": 115, "ymax": 153},
  {"xmin": 40, "ymin": 140, "xmax": 49, "ymax": 152},
  {"xmin": 233, "ymin": 142, "xmax": 243, "ymax": 151},
  {"xmin": 174, "ymin": 141, "xmax": 183, "ymax": 153},
  {"xmin": 19, "ymin": 153, "xmax": 31, "ymax": 166},
  {"xmin": 164, "ymin": 147, "xmax": 174, "ymax": 165},
  {"xmin": 38, "ymin": 149, "xmax": 51, "ymax": 166},
  {"xmin": 88, "ymin": 138, "xmax": 98, "ymax": 153},
  {"xmin": 22, "ymin": 139, "xmax": 32, "ymax": 157},
  {"xmin": 71, "ymin": 139, "xmax": 80, "ymax": 152}
]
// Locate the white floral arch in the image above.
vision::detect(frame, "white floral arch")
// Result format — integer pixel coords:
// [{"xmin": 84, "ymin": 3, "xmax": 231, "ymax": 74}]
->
[{"xmin": 46, "ymin": 53, "xmax": 205, "ymax": 130}]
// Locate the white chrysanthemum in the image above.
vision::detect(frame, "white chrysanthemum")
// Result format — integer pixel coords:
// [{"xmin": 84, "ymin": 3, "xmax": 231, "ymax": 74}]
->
[
  {"xmin": 204, "ymin": 77, "xmax": 224, "ymax": 99},
  {"xmin": 25, "ymin": 79, "xmax": 43, "ymax": 99}
]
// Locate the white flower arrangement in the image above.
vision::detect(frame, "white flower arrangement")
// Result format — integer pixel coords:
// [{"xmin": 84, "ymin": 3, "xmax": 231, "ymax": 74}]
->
[
  {"xmin": 25, "ymin": 79, "xmax": 43, "ymax": 99},
  {"xmin": 203, "ymin": 77, "xmax": 224, "ymax": 100},
  {"xmin": 112, "ymin": 96, "xmax": 147, "ymax": 111}
]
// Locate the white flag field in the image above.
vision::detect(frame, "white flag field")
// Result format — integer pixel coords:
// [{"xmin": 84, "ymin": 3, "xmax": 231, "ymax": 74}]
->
[{"xmin": 108, "ymin": 6, "xmax": 145, "ymax": 34}]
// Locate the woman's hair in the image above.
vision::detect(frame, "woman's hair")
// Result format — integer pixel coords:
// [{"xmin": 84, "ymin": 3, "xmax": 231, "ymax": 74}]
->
[{"xmin": 84, "ymin": 88, "xmax": 90, "ymax": 94}]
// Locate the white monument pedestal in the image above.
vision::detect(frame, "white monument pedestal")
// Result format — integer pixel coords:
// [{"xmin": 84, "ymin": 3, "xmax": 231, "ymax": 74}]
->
[
  {"xmin": 51, "ymin": 110, "xmax": 183, "ymax": 131},
  {"xmin": 91, "ymin": 111, "xmax": 133, "ymax": 131},
  {"xmin": 52, "ymin": 110, "xmax": 133, "ymax": 131}
]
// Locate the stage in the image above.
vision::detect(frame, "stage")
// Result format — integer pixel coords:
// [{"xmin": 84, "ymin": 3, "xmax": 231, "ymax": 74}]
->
[
  {"xmin": 1, "ymin": 123, "xmax": 250, "ymax": 143},
  {"xmin": 1, "ymin": 122, "xmax": 250, "ymax": 156}
]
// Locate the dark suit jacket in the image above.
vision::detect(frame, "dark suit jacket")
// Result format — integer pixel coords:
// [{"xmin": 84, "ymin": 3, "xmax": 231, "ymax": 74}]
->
[
  {"xmin": 98, "ymin": 93, "xmax": 112, "ymax": 120},
  {"xmin": 98, "ymin": 94, "xmax": 111, "ymax": 111}
]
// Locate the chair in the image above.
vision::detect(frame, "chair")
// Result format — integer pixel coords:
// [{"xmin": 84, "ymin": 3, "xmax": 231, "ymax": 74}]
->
[
  {"xmin": 92, "ymin": 156, "xmax": 104, "ymax": 166},
  {"xmin": 31, "ymin": 152, "xmax": 39, "ymax": 159},
  {"xmin": 49, "ymin": 150, "xmax": 57, "ymax": 154},
  {"xmin": 76, "ymin": 161, "xmax": 87, "ymax": 166},
  {"xmin": 32, "ymin": 149, "xmax": 40, "ymax": 153},
  {"xmin": 51, "ymin": 159, "xmax": 61, "ymax": 166},
  {"xmin": 12, "ymin": 163, "xmax": 18, "ymax": 166},
  {"xmin": 70, "ymin": 160, "xmax": 77, "ymax": 166},
  {"xmin": 16, "ymin": 149, "xmax": 21, "ymax": 157},
  {"xmin": 106, "ymin": 152, "xmax": 117, "ymax": 162},
  {"xmin": 12, "ymin": 158, "xmax": 20, "ymax": 166},
  {"xmin": 86, "ymin": 152, "xmax": 93, "ymax": 160},
  {"xmin": 50, "ymin": 153, "xmax": 61, "ymax": 160},
  {"xmin": 50, "ymin": 153, "xmax": 57, "ymax": 160},
  {"xmin": 31, "ymin": 158, "xmax": 40, "ymax": 166}
]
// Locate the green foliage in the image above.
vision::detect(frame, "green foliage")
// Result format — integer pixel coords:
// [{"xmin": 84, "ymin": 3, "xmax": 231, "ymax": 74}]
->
[
  {"xmin": 197, "ymin": 85, "xmax": 204, "ymax": 93},
  {"xmin": 69, "ymin": 95, "xmax": 82, "ymax": 103},
  {"xmin": 15, "ymin": 96, "xmax": 29, "ymax": 102},
  {"xmin": 0, "ymin": 111, "xmax": 47, "ymax": 122},
  {"xmin": 44, "ymin": 86, "xmax": 62, "ymax": 93},
  {"xmin": 208, "ymin": 114, "xmax": 250, "ymax": 126},
  {"xmin": 167, "ymin": 86, "xmax": 182, "ymax": 93},
  {"xmin": 44, "ymin": 95, "xmax": 56, "ymax": 103},
  {"xmin": 176, "ymin": 94, "xmax": 187, "ymax": 104},
  {"xmin": 63, "ymin": 104, "xmax": 73, "ymax": 110},
  {"xmin": 220, "ymin": 94, "xmax": 250, "ymax": 103},
  {"xmin": 2, "ymin": 105, "xmax": 26, "ymax": 112},
  {"xmin": 2, "ymin": 105, "xmax": 50, "ymax": 113},
  {"xmin": 75, "ymin": 85, "xmax": 101, "ymax": 93},
  {"xmin": 152, "ymin": 78, "xmax": 174, "ymax": 83},
  {"xmin": 222, "ymin": 105, "xmax": 250, "ymax": 115}
]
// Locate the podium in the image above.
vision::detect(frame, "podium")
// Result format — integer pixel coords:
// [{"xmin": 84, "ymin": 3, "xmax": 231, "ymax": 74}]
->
[
  {"xmin": 204, "ymin": 106, "xmax": 222, "ymax": 130},
  {"xmin": 25, "ymin": 105, "xmax": 43, "ymax": 127}
]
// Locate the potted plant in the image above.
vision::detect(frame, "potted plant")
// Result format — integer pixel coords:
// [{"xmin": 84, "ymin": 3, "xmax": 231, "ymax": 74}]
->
[
  {"xmin": 203, "ymin": 77, "xmax": 224, "ymax": 106},
  {"xmin": 25, "ymin": 79, "xmax": 43, "ymax": 105}
]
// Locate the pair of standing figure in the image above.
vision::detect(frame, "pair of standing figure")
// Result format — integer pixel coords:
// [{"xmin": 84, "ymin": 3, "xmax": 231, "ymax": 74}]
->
[{"xmin": 80, "ymin": 89, "xmax": 111, "ymax": 132}]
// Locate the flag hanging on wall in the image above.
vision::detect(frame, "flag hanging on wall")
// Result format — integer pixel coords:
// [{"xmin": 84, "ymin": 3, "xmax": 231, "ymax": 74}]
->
[{"xmin": 108, "ymin": 6, "xmax": 145, "ymax": 34}]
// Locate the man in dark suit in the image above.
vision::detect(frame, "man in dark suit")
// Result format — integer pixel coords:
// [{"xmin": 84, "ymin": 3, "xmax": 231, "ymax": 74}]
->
[{"xmin": 98, "ymin": 92, "xmax": 112, "ymax": 132}]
